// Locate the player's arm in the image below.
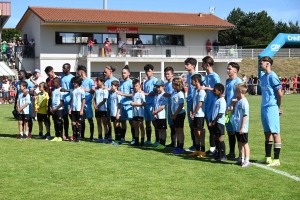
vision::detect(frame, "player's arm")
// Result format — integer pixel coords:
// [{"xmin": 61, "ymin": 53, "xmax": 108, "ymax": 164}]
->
[
  {"xmin": 192, "ymin": 101, "xmax": 202, "ymax": 116},
  {"xmin": 69, "ymin": 98, "xmax": 73, "ymax": 114},
  {"xmin": 53, "ymin": 100, "xmax": 64, "ymax": 112},
  {"xmin": 18, "ymin": 102, "xmax": 29, "ymax": 112},
  {"xmin": 80, "ymin": 98, "xmax": 85, "ymax": 116},
  {"xmin": 97, "ymin": 98, "xmax": 107, "ymax": 108},
  {"xmin": 277, "ymin": 88, "xmax": 283, "ymax": 109},
  {"xmin": 173, "ymin": 103, "xmax": 184, "ymax": 117},
  {"xmin": 116, "ymin": 103, "xmax": 121, "ymax": 120},
  {"xmin": 14, "ymin": 89, "xmax": 19, "ymax": 109}
]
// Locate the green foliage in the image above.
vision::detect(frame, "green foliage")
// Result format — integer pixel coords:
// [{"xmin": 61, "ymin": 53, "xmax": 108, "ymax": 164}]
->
[{"xmin": 1, "ymin": 28, "xmax": 21, "ymax": 42}]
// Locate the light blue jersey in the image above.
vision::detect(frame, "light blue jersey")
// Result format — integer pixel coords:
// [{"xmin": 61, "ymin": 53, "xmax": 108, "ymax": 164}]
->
[
  {"xmin": 192, "ymin": 89, "xmax": 206, "ymax": 117},
  {"xmin": 164, "ymin": 81, "xmax": 174, "ymax": 95},
  {"xmin": 18, "ymin": 93, "xmax": 31, "ymax": 114},
  {"xmin": 94, "ymin": 88, "xmax": 108, "ymax": 111},
  {"xmin": 144, "ymin": 76, "xmax": 158, "ymax": 105},
  {"xmin": 186, "ymin": 72, "xmax": 197, "ymax": 102},
  {"xmin": 70, "ymin": 88, "xmax": 85, "ymax": 111},
  {"xmin": 132, "ymin": 91, "xmax": 146, "ymax": 117},
  {"xmin": 51, "ymin": 87, "xmax": 64, "ymax": 110},
  {"xmin": 204, "ymin": 72, "xmax": 220, "ymax": 105},
  {"xmin": 260, "ymin": 71, "xmax": 281, "ymax": 107},
  {"xmin": 234, "ymin": 98, "xmax": 249, "ymax": 133},
  {"xmin": 61, "ymin": 74, "xmax": 74, "ymax": 103},
  {"xmin": 211, "ymin": 97, "xmax": 226, "ymax": 125},
  {"xmin": 119, "ymin": 79, "xmax": 133, "ymax": 105},
  {"xmin": 225, "ymin": 77, "xmax": 243, "ymax": 107},
  {"xmin": 171, "ymin": 91, "xmax": 185, "ymax": 115},
  {"xmin": 153, "ymin": 93, "xmax": 168, "ymax": 119},
  {"xmin": 104, "ymin": 77, "xmax": 118, "ymax": 107},
  {"xmin": 110, "ymin": 91, "xmax": 122, "ymax": 117},
  {"xmin": 81, "ymin": 77, "xmax": 95, "ymax": 105}
]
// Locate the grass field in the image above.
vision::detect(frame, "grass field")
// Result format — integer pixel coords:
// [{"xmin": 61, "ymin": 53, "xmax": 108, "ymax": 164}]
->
[{"xmin": 0, "ymin": 94, "xmax": 300, "ymax": 199}]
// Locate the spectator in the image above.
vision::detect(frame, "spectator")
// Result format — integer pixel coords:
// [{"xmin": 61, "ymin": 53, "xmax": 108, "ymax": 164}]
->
[
  {"xmin": 104, "ymin": 38, "xmax": 111, "ymax": 57},
  {"xmin": 29, "ymin": 39, "xmax": 35, "ymax": 57},
  {"xmin": 247, "ymin": 77, "xmax": 253, "ymax": 95},
  {"xmin": 2, "ymin": 79, "xmax": 10, "ymax": 104},
  {"xmin": 135, "ymin": 38, "xmax": 143, "ymax": 57},
  {"xmin": 212, "ymin": 40, "xmax": 220, "ymax": 57},
  {"xmin": 117, "ymin": 37, "xmax": 125, "ymax": 57},
  {"xmin": 242, "ymin": 74, "xmax": 247, "ymax": 83},
  {"xmin": 6, "ymin": 45, "xmax": 12, "ymax": 63},
  {"xmin": 292, "ymin": 74, "xmax": 298, "ymax": 94},
  {"xmin": 252, "ymin": 76, "xmax": 260, "ymax": 95},
  {"xmin": 205, "ymin": 39, "xmax": 212, "ymax": 56},
  {"xmin": 229, "ymin": 46, "xmax": 235, "ymax": 57},
  {"xmin": 1, "ymin": 41, "xmax": 7, "ymax": 59},
  {"xmin": 87, "ymin": 37, "xmax": 94, "ymax": 57}
]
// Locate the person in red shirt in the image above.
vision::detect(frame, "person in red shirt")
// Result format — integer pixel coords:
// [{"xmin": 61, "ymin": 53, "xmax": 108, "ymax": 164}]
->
[
  {"xmin": 292, "ymin": 75, "xmax": 298, "ymax": 94},
  {"xmin": 87, "ymin": 37, "xmax": 94, "ymax": 57},
  {"xmin": 104, "ymin": 38, "xmax": 111, "ymax": 57},
  {"xmin": 206, "ymin": 39, "xmax": 212, "ymax": 56}
]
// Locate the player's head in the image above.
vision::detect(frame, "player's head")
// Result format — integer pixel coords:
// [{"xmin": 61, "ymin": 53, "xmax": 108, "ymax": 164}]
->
[
  {"xmin": 132, "ymin": 78, "xmax": 141, "ymax": 91},
  {"xmin": 62, "ymin": 63, "xmax": 71, "ymax": 73},
  {"xmin": 18, "ymin": 70, "xmax": 26, "ymax": 80},
  {"xmin": 235, "ymin": 83, "xmax": 247, "ymax": 95},
  {"xmin": 227, "ymin": 62, "xmax": 240, "ymax": 78},
  {"xmin": 164, "ymin": 66, "xmax": 174, "ymax": 81},
  {"xmin": 39, "ymin": 82, "xmax": 49, "ymax": 93},
  {"xmin": 104, "ymin": 65, "xmax": 116, "ymax": 78},
  {"xmin": 259, "ymin": 56, "xmax": 273, "ymax": 71},
  {"xmin": 184, "ymin": 57, "xmax": 197, "ymax": 71},
  {"xmin": 144, "ymin": 64, "xmax": 154, "ymax": 78},
  {"xmin": 77, "ymin": 65, "xmax": 87, "ymax": 77},
  {"xmin": 52, "ymin": 77, "xmax": 61, "ymax": 88},
  {"xmin": 20, "ymin": 81, "xmax": 28, "ymax": 90},
  {"xmin": 45, "ymin": 66, "xmax": 55, "ymax": 78},
  {"xmin": 172, "ymin": 78, "xmax": 184, "ymax": 92},
  {"xmin": 213, "ymin": 83, "xmax": 224, "ymax": 95},
  {"xmin": 202, "ymin": 56, "xmax": 214, "ymax": 71},
  {"xmin": 71, "ymin": 76, "xmax": 82, "ymax": 87},
  {"xmin": 122, "ymin": 65, "xmax": 130, "ymax": 80},
  {"xmin": 191, "ymin": 74, "xmax": 202, "ymax": 86},
  {"xmin": 95, "ymin": 76, "xmax": 105, "ymax": 87},
  {"xmin": 111, "ymin": 80, "xmax": 119, "ymax": 90}
]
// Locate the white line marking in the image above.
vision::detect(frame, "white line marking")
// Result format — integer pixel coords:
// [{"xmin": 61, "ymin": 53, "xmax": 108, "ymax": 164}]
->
[{"xmin": 252, "ymin": 162, "xmax": 300, "ymax": 182}]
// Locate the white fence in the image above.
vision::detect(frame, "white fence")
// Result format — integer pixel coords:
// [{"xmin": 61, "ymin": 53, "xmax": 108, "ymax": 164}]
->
[{"xmin": 242, "ymin": 48, "xmax": 300, "ymax": 58}]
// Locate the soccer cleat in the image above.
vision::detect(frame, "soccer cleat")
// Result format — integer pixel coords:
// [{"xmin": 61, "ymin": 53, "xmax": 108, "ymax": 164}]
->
[
  {"xmin": 121, "ymin": 138, "xmax": 126, "ymax": 143},
  {"xmin": 197, "ymin": 151, "xmax": 207, "ymax": 158},
  {"xmin": 57, "ymin": 137, "xmax": 62, "ymax": 142},
  {"xmin": 242, "ymin": 162, "xmax": 251, "ymax": 168},
  {"xmin": 235, "ymin": 160, "xmax": 243, "ymax": 165},
  {"xmin": 22, "ymin": 134, "xmax": 28, "ymax": 139},
  {"xmin": 152, "ymin": 141, "xmax": 160, "ymax": 147},
  {"xmin": 46, "ymin": 136, "xmax": 52, "ymax": 140},
  {"xmin": 63, "ymin": 135, "xmax": 70, "ymax": 141},
  {"xmin": 226, "ymin": 153, "xmax": 236, "ymax": 159},
  {"xmin": 16, "ymin": 134, "xmax": 23, "ymax": 139},
  {"xmin": 172, "ymin": 148, "xmax": 184, "ymax": 154},
  {"xmin": 89, "ymin": 138, "xmax": 95, "ymax": 142},
  {"xmin": 188, "ymin": 151, "xmax": 200, "ymax": 156},
  {"xmin": 108, "ymin": 136, "xmax": 113, "ymax": 141},
  {"xmin": 144, "ymin": 140, "xmax": 153, "ymax": 146},
  {"xmin": 155, "ymin": 144, "xmax": 166, "ymax": 150},
  {"xmin": 258, "ymin": 157, "xmax": 272, "ymax": 164},
  {"xmin": 267, "ymin": 159, "xmax": 280, "ymax": 167},
  {"xmin": 130, "ymin": 139, "xmax": 136, "ymax": 145},
  {"xmin": 219, "ymin": 157, "xmax": 227, "ymax": 162},
  {"xmin": 51, "ymin": 137, "xmax": 59, "ymax": 141},
  {"xmin": 206, "ymin": 150, "xmax": 215, "ymax": 156},
  {"xmin": 185, "ymin": 146, "xmax": 196, "ymax": 152},
  {"xmin": 95, "ymin": 138, "xmax": 104, "ymax": 143},
  {"xmin": 111, "ymin": 141, "xmax": 121, "ymax": 146},
  {"xmin": 103, "ymin": 138, "xmax": 109, "ymax": 143},
  {"xmin": 27, "ymin": 134, "xmax": 32, "ymax": 139}
]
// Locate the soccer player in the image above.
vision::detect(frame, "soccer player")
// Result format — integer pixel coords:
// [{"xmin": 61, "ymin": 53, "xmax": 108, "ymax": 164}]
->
[
  {"xmin": 259, "ymin": 56, "xmax": 282, "ymax": 167},
  {"xmin": 210, "ymin": 83, "xmax": 227, "ymax": 161},
  {"xmin": 60, "ymin": 63, "xmax": 74, "ymax": 140},
  {"xmin": 69, "ymin": 76, "xmax": 85, "ymax": 142},
  {"xmin": 152, "ymin": 80, "xmax": 168, "ymax": 149},
  {"xmin": 189, "ymin": 74, "xmax": 206, "ymax": 157},
  {"xmin": 50, "ymin": 77, "xmax": 64, "ymax": 141},
  {"xmin": 131, "ymin": 79, "xmax": 146, "ymax": 146},
  {"xmin": 143, "ymin": 64, "xmax": 158, "ymax": 146},
  {"xmin": 35, "ymin": 82, "xmax": 50, "ymax": 139},
  {"xmin": 110, "ymin": 80, "xmax": 122, "ymax": 146},
  {"xmin": 202, "ymin": 56, "xmax": 221, "ymax": 156},
  {"xmin": 103, "ymin": 65, "xmax": 119, "ymax": 140},
  {"xmin": 94, "ymin": 76, "xmax": 109, "ymax": 143},
  {"xmin": 117, "ymin": 65, "xmax": 134, "ymax": 144},
  {"xmin": 170, "ymin": 78, "xmax": 186, "ymax": 154},
  {"xmin": 16, "ymin": 81, "xmax": 31, "ymax": 139},
  {"xmin": 164, "ymin": 66, "xmax": 176, "ymax": 147},
  {"xmin": 232, "ymin": 83, "xmax": 251, "ymax": 168},
  {"xmin": 225, "ymin": 62, "xmax": 243, "ymax": 159},
  {"xmin": 184, "ymin": 57, "xmax": 199, "ymax": 151},
  {"xmin": 77, "ymin": 65, "xmax": 95, "ymax": 141}
]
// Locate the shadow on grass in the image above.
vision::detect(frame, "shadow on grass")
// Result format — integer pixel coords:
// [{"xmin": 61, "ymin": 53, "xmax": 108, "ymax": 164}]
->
[
  {"xmin": 4, "ymin": 117, "xmax": 17, "ymax": 121},
  {"xmin": 0, "ymin": 133, "xmax": 18, "ymax": 138}
]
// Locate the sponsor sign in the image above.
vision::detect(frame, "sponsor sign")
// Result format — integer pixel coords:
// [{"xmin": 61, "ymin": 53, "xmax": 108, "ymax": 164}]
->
[{"xmin": 107, "ymin": 27, "xmax": 138, "ymax": 33}]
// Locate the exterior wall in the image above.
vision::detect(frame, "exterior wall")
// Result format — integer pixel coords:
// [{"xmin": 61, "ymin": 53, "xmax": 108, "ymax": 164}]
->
[
  {"xmin": 20, "ymin": 58, "xmax": 40, "ymax": 73},
  {"xmin": 21, "ymin": 12, "xmax": 41, "ymax": 56},
  {"xmin": 214, "ymin": 62, "xmax": 229, "ymax": 85}
]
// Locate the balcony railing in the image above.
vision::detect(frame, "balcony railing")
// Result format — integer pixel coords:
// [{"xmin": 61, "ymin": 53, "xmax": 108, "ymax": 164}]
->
[
  {"xmin": 79, "ymin": 45, "xmax": 242, "ymax": 59},
  {"xmin": 15, "ymin": 45, "xmax": 35, "ymax": 58}
]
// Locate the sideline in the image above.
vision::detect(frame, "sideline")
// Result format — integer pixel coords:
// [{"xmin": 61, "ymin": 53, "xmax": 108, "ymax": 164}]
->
[{"xmin": 252, "ymin": 162, "xmax": 300, "ymax": 182}]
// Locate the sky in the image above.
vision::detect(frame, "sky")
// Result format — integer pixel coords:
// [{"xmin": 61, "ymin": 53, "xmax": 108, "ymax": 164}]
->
[{"xmin": 4, "ymin": 0, "xmax": 300, "ymax": 28}]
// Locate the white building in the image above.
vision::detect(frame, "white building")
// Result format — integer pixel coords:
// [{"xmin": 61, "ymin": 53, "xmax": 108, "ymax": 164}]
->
[{"xmin": 16, "ymin": 6, "xmax": 241, "ymax": 83}]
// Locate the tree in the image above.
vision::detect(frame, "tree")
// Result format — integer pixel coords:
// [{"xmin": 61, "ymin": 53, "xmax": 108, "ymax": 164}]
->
[{"xmin": 1, "ymin": 28, "xmax": 21, "ymax": 42}]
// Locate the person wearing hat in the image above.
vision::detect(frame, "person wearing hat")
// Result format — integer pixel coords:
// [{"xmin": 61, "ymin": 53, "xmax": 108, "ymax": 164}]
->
[{"xmin": 152, "ymin": 79, "xmax": 168, "ymax": 149}]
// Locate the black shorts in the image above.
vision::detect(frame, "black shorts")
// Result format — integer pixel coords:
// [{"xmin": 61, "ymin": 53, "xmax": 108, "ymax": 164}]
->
[
  {"xmin": 95, "ymin": 110, "xmax": 107, "ymax": 118},
  {"xmin": 18, "ymin": 114, "xmax": 29, "ymax": 122},
  {"xmin": 174, "ymin": 112, "xmax": 186, "ymax": 128},
  {"xmin": 213, "ymin": 123, "xmax": 225, "ymax": 135},
  {"xmin": 111, "ymin": 116, "xmax": 120, "ymax": 123},
  {"xmin": 133, "ymin": 116, "xmax": 144, "ymax": 121},
  {"xmin": 235, "ymin": 132, "xmax": 248, "ymax": 143},
  {"xmin": 71, "ymin": 111, "xmax": 83, "ymax": 122},
  {"xmin": 155, "ymin": 119, "xmax": 167, "ymax": 129},
  {"xmin": 52, "ymin": 110, "xmax": 63, "ymax": 121},
  {"xmin": 193, "ymin": 117, "xmax": 205, "ymax": 129},
  {"xmin": 37, "ymin": 113, "xmax": 48, "ymax": 122}
]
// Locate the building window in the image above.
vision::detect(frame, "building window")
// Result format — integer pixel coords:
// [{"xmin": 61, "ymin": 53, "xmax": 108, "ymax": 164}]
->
[{"xmin": 55, "ymin": 32, "xmax": 118, "ymax": 44}]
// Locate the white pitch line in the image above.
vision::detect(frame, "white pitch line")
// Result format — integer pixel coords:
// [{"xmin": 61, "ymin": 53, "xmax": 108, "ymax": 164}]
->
[{"xmin": 252, "ymin": 162, "xmax": 300, "ymax": 182}]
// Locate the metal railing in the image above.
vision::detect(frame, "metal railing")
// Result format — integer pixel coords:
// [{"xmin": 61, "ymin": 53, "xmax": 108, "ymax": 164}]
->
[
  {"xmin": 242, "ymin": 48, "xmax": 300, "ymax": 58},
  {"xmin": 15, "ymin": 45, "xmax": 35, "ymax": 58}
]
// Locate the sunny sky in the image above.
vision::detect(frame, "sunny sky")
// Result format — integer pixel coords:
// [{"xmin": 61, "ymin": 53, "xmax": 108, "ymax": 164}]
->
[{"xmin": 4, "ymin": 0, "xmax": 300, "ymax": 28}]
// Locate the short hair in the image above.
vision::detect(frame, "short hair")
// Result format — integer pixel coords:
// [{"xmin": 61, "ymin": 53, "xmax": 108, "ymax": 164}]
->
[
  {"xmin": 172, "ymin": 78, "xmax": 184, "ymax": 92},
  {"xmin": 63, "ymin": 63, "xmax": 71, "ymax": 69},
  {"xmin": 132, "ymin": 78, "xmax": 140, "ymax": 86},
  {"xmin": 144, "ymin": 64, "xmax": 154, "ymax": 71},
  {"xmin": 123, "ymin": 65, "xmax": 130, "ymax": 72},
  {"xmin": 19, "ymin": 70, "xmax": 26, "ymax": 76},
  {"xmin": 228, "ymin": 62, "xmax": 240, "ymax": 72},
  {"xmin": 236, "ymin": 83, "xmax": 247, "ymax": 94},
  {"xmin": 25, "ymin": 73, "xmax": 32, "ymax": 79},
  {"xmin": 259, "ymin": 56, "xmax": 273, "ymax": 65},
  {"xmin": 39, "ymin": 82, "xmax": 49, "ymax": 93},
  {"xmin": 105, "ymin": 65, "xmax": 116, "ymax": 72},
  {"xmin": 77, "ymin": 65, "xmax": 87, "ymax": 74},
  {"xmin": 111, "ymin": 80, "xmax": 119, "ymax": 87},
  {"xmin": 53, "ymin": 77, "xmax": 60, "ymax": 84},
  {"xmin": 214, "ymin": 83, "xmax": 224, "ymax": 94},
  {"xmin": 202, "ymin": 56, "xmax": 214, "ymax": 66},
  {"xmin": 20, "ymin": 81, "xmax": 28, "ymax": 88},
  {"xmin": 184, "ymin": 57, "xmax": 197, "ymax": 66},
  {"xmin": 164, "ymin": 66, "xmax": 174, "ymax": 74},
  {"xmin": 44, "ymin": 66, "xmax": 53, "ymax": 73},
  {"xmin": 71, "ymin": 76, "xmax": 82, "ymax": 86},
  {"xmin": 191, "ymin": 74, "xmax": 202, "ymax": 83},
  {"xmin": 95, "ymin": 76, "xmax": 105, "ymax": 83}
]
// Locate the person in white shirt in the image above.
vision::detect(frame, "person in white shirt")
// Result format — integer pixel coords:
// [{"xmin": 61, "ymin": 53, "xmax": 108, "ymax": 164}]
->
[
  {"xmin": 2, "ymin": 80, "xmax": 10, "ymax": 104},
  {"xmin": 117, "ymin": 37, "xmax": 125, "ymax": 57}
]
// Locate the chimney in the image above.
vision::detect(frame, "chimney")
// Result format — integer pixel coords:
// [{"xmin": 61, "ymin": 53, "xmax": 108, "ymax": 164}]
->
[{"xmin": 103, "ymin": 0, "xmax": 107, "ymax": 9}]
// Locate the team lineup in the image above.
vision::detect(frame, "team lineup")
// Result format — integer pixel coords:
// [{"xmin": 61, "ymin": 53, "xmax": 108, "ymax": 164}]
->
[{"xmin": 14, "ymin": 55, "xmax": 283, "ymax": 168}]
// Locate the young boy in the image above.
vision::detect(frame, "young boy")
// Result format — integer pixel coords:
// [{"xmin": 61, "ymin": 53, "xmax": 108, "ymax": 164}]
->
[
  {"xmin": 231, "ymin": 83, "xmax": 250, "ymax": 168},
  {"xmin": 130, "ymin": 79, "xmax": 146, "ymax": 146},
  {"xmin": 50, "ymin": 77, "xmax": 64, "ymax": 141},
  {"xmin": 110, "ymin": 80, "xmax": 122, "ymax": 146},
  {"xmin": 94, "ymin": 76, "xmax": 109, "ymax": 143},
  {"xmin": 16, "ymin": 81, "xmax": 31, "ymax": 139},
  {"xmin": 209, "ymin": 83, "xmax": 227, "ymax": 161},
  {"xmin": 152, "ymin": 80, "xmax": 168, "ymax": 149},
  {"xmin": 69, "ymin": 76, "xmax": 85, "ymax": 142},
  {"xmin": 189, "ymin": 74, "xmax": 206, "ymax": 158}
]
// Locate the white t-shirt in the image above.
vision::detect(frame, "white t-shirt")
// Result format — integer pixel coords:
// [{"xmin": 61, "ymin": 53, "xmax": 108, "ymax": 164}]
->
[
  {"xmin": 2, "ymin": 83, "xmax": 9, "ymax": 91},
  {"xmin": 33, "ymin": 76, "xmax": 46, "ymax": 94},
  {"xmin": 118, "ymin": 40, "xmax": 125, "ymax": 48}
]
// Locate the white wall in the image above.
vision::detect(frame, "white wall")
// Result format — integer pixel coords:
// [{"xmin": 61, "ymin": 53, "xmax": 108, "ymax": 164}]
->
[{"xmin": 214, "ymin": 62, "xmax": 228, "ymax": 85}]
